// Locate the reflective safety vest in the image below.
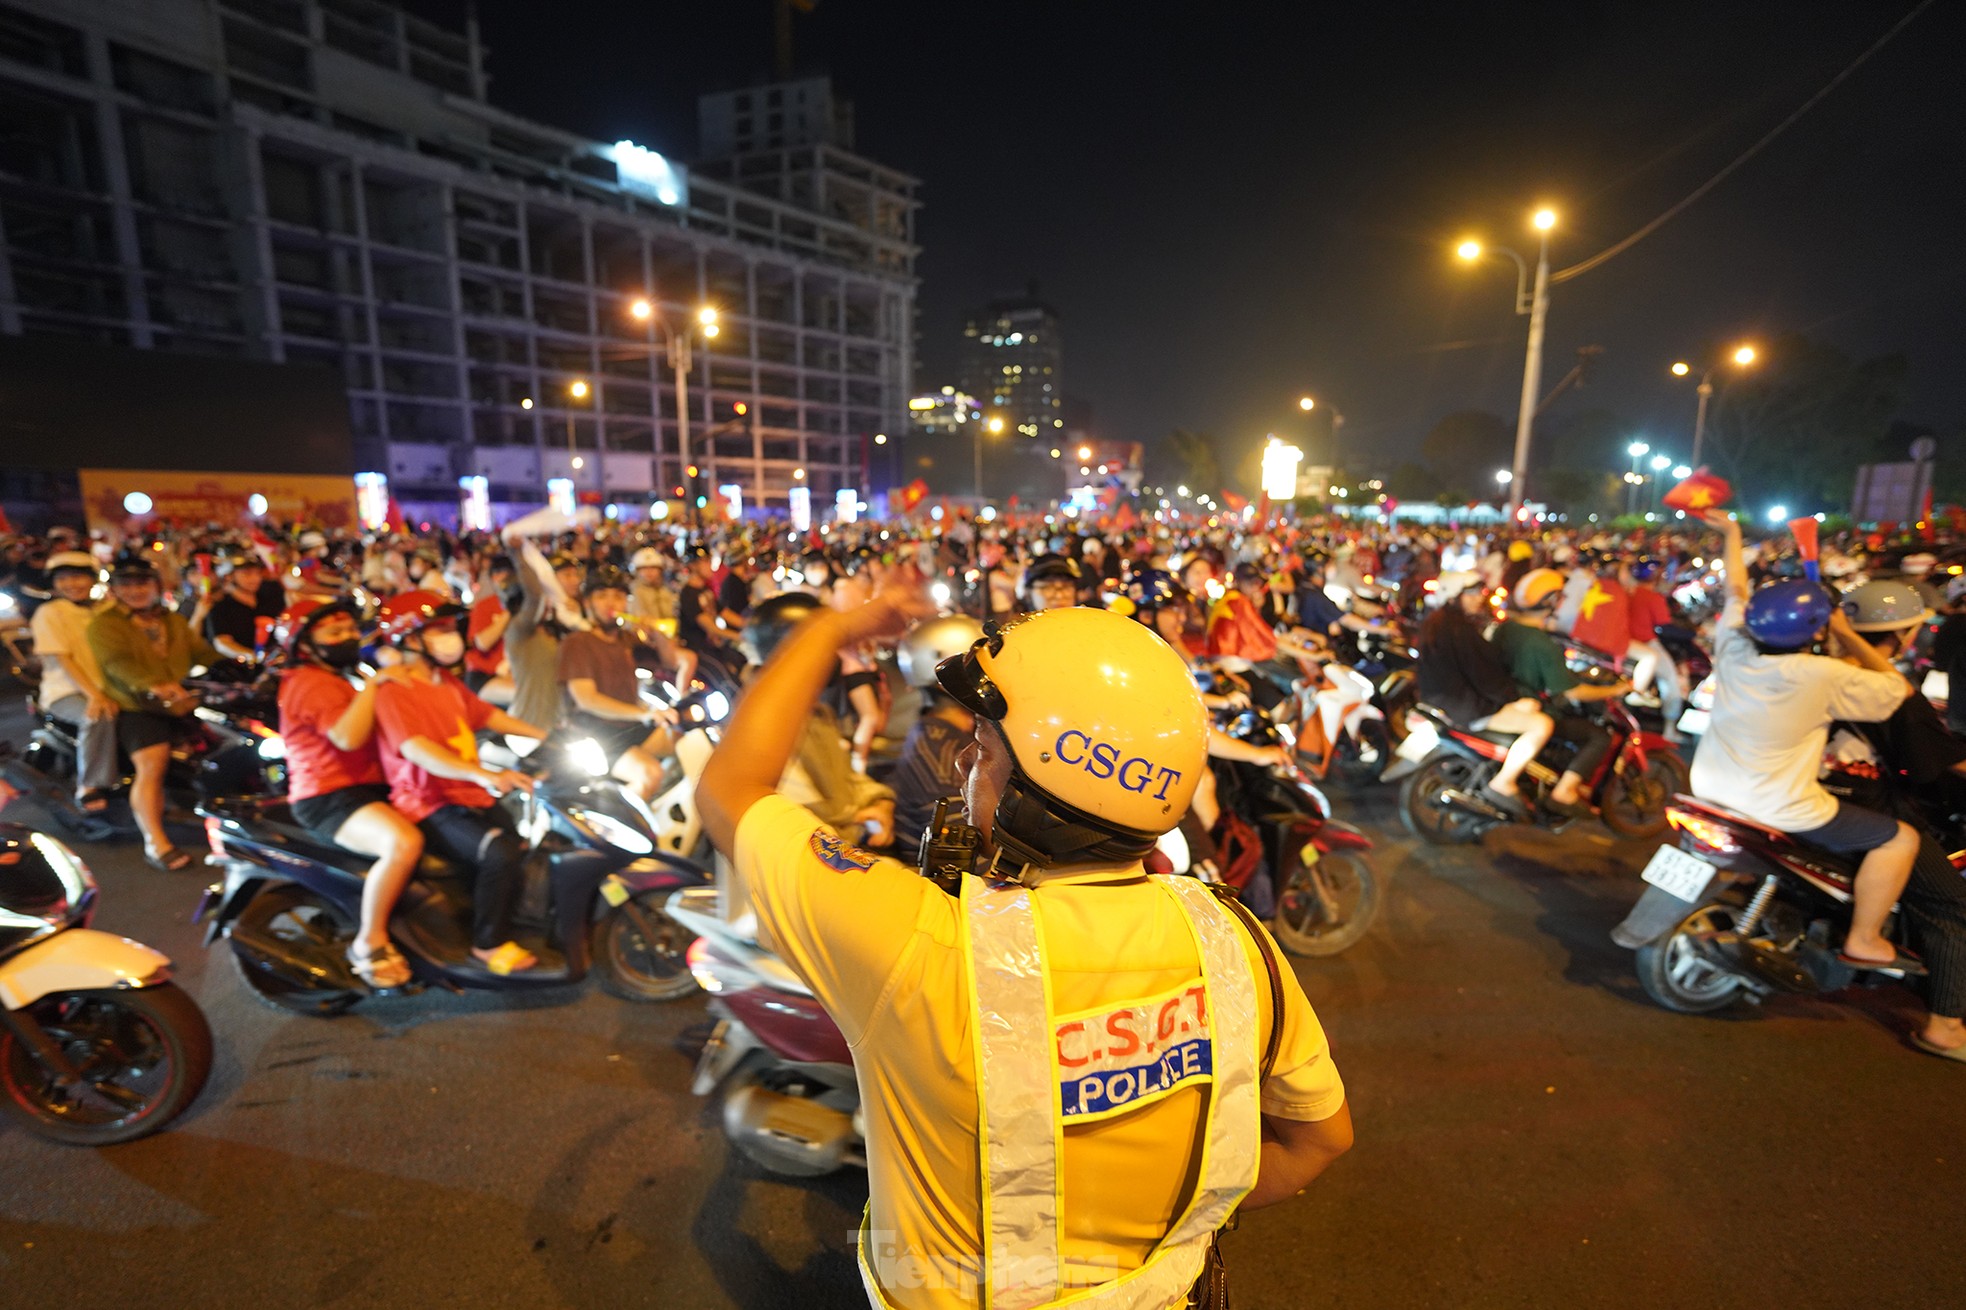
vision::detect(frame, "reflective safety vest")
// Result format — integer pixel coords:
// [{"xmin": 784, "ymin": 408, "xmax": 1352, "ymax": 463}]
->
[{"xmin": 858, "ymin": 873, "xmax": 1261, "ymax": 1309}]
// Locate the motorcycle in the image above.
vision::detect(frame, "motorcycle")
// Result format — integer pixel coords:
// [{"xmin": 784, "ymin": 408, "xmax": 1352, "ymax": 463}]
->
[
  {"xmin": 669, "ymin": 887, "xmax": 864, "ymax": 1177},
  {"xmin": 1613, "ymin": 795, "xmax": 1948, "ymax": 1014},
  {"xmin": 0, "ymin": 589, "xmax": 40, "ymax": 689},
  {"xmin": 0, "ymin": 824, "xmax": 213, "ymax": 1145},
  {"xmin": 1206, "ymin": 709, "xmax": 1382, "ymax": 957},
  {"xmin": 1397, "ymin": 686, "xmax": 1689, "ymax": 845},
  {"xmin": 196, "ymin": 760, "xmax": 705, "ymax": 1015}
]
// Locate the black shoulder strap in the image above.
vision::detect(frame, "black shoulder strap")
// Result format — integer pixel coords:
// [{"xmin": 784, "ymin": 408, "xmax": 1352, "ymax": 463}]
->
[{"xmin": 1207, "ymin": 884, "xmax": 1286, "ymax": 1081}]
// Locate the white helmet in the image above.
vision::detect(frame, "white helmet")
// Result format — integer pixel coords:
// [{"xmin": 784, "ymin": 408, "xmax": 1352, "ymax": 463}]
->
[
  {"xmin": 46, "ymin": 551, "xmax": 100, "ymax": 577},
  {"xmin": 1430, "ymin": 570, "xmax": 1482, "ymax": 606},
  {"xmin": 898, "ymin": 615, "xmax": 985, "ymax": 689},
  {"xmin": 630, "ymin": 547, "xmax": 664, "ymax": 572},
  {"xmin": 936, "ymin": 607, "xmax": 1206, "ymax": 871},
  {"xmin": 1838, "ymin": 580, "xmax": 1931, "ymax": 633}
]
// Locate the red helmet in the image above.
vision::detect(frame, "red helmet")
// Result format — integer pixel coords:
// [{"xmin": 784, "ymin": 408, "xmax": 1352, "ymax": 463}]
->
[
  {"xmin": 374, "ymin": 590, "xmax": 466, "ymax": 647},
  {"xmin": 272, "ymin": 597, "xmax": 363, "ymax": 658}
]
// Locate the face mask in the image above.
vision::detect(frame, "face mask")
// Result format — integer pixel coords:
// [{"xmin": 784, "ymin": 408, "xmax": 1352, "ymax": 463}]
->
[
  {"xmin": 422, "ymin": 631, "xmax": 466, "ymax": 666},
  {"xmin": 316, "ymin": 639, "xmax": 363, "ymax": 669}
]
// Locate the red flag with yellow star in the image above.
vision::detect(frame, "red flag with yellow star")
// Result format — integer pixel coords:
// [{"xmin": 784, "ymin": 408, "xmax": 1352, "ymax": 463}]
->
[{"xmin": 1662, "ymin": 468, "xmax": 1732, "ymax": 513}]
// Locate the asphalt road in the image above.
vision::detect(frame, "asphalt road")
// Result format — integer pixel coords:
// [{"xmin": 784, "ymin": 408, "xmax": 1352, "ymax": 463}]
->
[{"xmin": 3, "ymin": 709, "xmax": 1964, "ymax": 1309}]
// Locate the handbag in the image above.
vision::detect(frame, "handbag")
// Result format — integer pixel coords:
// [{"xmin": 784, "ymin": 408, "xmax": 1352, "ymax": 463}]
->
[{"xmin": 1187, "ymin": 885, "xmax": 1288, "ymax": 1310}]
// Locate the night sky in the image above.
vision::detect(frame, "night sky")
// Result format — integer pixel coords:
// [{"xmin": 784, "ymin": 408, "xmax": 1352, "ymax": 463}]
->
[{"xmin": 416, "ymin": 0, "xmax": 1964, "ymax": 482}]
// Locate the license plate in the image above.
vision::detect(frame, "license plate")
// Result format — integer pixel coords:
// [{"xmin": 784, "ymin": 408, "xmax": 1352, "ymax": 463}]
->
[
  {"xmin": 1640, "ymin": 844, "xmax": 1717, "ymax": 902},
  {"xmin": 1675, "ymin": 708, "xmax": 1710, "ymax": 736}
]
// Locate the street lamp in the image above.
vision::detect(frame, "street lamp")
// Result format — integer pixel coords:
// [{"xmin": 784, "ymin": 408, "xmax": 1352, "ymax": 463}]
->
[
  {"xmin": 1494, "ymin": 469, "xmax": 1512, "ymax": 485},
  {"xmin": 1457, "ymin": 207, "xmax": 1557, "ymax": 516},
  {"xmin": 564, "ymin": 377, "xmax": 591, "ymax": 491},
  {"xmin": 1298, "ymin": 396, "xmax": 1315, "ymax": 412},
  {"xmin": 1671, "ymin": 341, "xmax": 1759, "ymax": 466},
  {"xmin": 629, "ymin": 298, "xmax": 719, "ymax": 515},
  {"xmin": 976, "ymin": 415, "xmax": 1006, "ymax": 498},
  {"xmin": 1625, "ymin": 441, "xmax": 1650, "ymax": 516}
]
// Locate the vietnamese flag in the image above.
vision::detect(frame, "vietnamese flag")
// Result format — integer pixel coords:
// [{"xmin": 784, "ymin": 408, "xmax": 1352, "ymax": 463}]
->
[{"xmin": 1662, "ymin": 468, "xmax": 1733, "ymax": 514}]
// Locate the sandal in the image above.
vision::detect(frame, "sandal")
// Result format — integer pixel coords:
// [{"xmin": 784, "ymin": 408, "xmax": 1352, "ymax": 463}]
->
[
  {"xmin": 348, "ymin": 938, "xmax": 412, "ymax": 989},
  {"xmin": 472, "ymin": 941, "xmax": 538, "ymax": 976},
  {"xmin": 1910, "ymin": 1033, "xmax": 1966, "ymax": 1063},
  {"xmin": 1836, "ymin": 946, "xmax": 1928, "ymax": 977},
  {"xmin": 145, "ymin": 846, "xmax": 193, "ymax": 872},
  {"xmin": 77, "ymin": 789, "xmax": 111, "ymax": 813}
]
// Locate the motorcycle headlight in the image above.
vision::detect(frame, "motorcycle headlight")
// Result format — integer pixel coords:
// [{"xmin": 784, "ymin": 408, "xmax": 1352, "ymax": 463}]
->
[
  {"xmin": 567, "ymin": 737, "xmax": 611, "ymax": 778},
  {"xmin": 0, "ymin": 592, "xmax": 14, "ymax": 614},
  {"xmin": 256, "ymin": 733, "xmax": 286, "ymax": 760},
  {"xmin": 704, "ymin": 690, "xmax": 731, "ymax": 722},
  {"xmin": 930, "ymin": 581, "xmax": 951, "ymax": 608},
  {"xmin": 564, "ymin": 805, "xmax": 654, "ymax": 856}
]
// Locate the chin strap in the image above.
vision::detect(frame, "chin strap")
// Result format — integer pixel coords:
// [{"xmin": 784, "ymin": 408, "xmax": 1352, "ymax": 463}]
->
[{"xmin": 988, "ymin": 770, "xmax": 1157, "ymax": 886}]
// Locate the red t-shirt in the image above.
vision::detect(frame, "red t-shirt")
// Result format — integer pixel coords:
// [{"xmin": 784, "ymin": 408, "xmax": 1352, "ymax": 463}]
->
[
  {"xmin": 1627, "ymin": 586, "xmax": 1672, "ymax": 643},
  {"xmin": 465, "ymin": 595, "xmax": 506, "ymax": 676},
  {"xmin": 1571, "ymin": 577, "xmax": 1632, "ymax": 657},
  {"xmin": 277, "ymin": 666, "xmax": 386, "ymax": 801},
  {"xmin": 372, "ymin": 672, "xmax": 498, "ymax": 822}
]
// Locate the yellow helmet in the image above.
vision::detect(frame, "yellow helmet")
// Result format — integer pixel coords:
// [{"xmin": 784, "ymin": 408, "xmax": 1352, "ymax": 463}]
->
[
  {"xmin": 936, "ymin": 607, "xmax": 1206, "ymax": 868},
  {"xmin": 1513, "ymin": 567, "xmax": 1566, "ymax": 612}
]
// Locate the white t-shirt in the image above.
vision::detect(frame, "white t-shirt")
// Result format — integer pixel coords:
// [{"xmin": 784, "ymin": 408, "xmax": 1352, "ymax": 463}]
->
[
  {"xmin": 30, "ymin": 597, "xmax": 103, "ymax": 707},
  {"xmin": 1688, "ymin": 597, "xmax": 1909, "ymax": 830}
]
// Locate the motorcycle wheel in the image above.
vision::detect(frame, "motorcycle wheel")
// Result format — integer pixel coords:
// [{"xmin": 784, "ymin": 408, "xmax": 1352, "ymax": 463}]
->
[
  {"xmin": 229, "ymin": 885, "xmax": 364, "ymax": 1017},
  {"xmin": 1399, "ymin": 753, "xmax": 1489, "ymax": 846},
  {"xmin": 1335, "ymin": 718, "xmax": 1392, "ymax": 787},
  {"xmin": 1601, "ymin": 751, "xmax": 1691, "ymax": 839},
  {"xmin": 0, "ymin": 983, "xmax": 213, "ymax": 1146},
  {"xmin": 1271, "ymin": 850, "xmax": 1381, "ymax": 957},
  {"xmin": 1636, "ymin": 902, "xmax": 1746, "ymax": 1013},
  {"xmin": 592, "ymin": 892, "xmax": 699, "ymax": 1002}
]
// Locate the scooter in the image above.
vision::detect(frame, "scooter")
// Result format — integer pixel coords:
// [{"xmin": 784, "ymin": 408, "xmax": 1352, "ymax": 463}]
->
[
  {"xmin": 0, "ymin": 823, "xmax": 213, "ymax": 1145},
  {"xmin": 1397, "ymin": 686, "xmax": 1688, "ymax": 845},
  {"xmin": 1613, "ymin": 795, "xmax": 1949, "ymax": 1014},
  {"xmin": 196, "ymin": 762, "xmax": 705, "ymax": 1015},
  {"xmin": 668, "ymin": 886, "xmax": 864, "ymax": 1177},
  {"xmin": 0, "ymin": 588, "xmax": 40, "ymax": 689}
]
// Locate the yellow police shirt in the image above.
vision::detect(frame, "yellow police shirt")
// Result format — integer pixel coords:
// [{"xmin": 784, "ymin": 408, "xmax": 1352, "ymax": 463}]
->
[{"xmin": 733, "ymin": 793, "xmax": 1346, "ymax": 1309}]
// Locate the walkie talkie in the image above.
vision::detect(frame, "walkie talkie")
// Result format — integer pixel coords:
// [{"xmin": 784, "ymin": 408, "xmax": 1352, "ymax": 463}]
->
[{"xmin": 917, "ymin": 797, "xmax": 981, "ymax": 896}]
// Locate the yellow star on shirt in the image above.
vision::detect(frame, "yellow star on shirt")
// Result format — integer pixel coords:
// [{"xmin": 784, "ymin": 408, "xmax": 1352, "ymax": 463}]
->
[
  {"xmin": 1578, "ymin": 584, "xmax": 1612, "ymax": 621},
  {"xmin": 448, "ymin": 725, "xmax": 478, "ymax": 764}
]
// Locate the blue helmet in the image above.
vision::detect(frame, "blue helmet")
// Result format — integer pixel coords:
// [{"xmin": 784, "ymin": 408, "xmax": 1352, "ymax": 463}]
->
[
  {"xmin": 1125, "ymin": 568, "xmax": 1189, "ymax": 614},
  {"xmin": 1629, "ymin": 556, "xmax": 1662, "ymax": 582},
  {"xmin": 1744, "ymin": 580, "xmax": 1833, "ymax": 651}
]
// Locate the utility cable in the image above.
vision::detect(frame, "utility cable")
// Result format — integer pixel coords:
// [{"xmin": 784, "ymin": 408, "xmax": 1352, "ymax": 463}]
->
[{"xmin": 1550, "ymin": 0, "xmax": 1936, "ymax": 285}]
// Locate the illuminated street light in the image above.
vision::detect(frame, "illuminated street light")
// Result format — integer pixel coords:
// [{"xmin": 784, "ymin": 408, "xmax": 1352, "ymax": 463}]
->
[
  {"xmin": 874, "ymin": 433, "xmax": 887, "ymax": 445},
  {"xmin": 1177, "ymin": 485, "xmax": 1190, "ymax": 497},
  {"xmin": 793, "ymin": 467, "xmax": 806, "ymax": 480},
  {"xmin": 629, "ymin": 298, "xmax": 652, "ymax": 321},
  {"xmin": 1671, "ymin": 361, "xmax": 1691, "ymax": 377},
  {"xmin": 1733, "ymin": 345, "xmax": 1757, "ymax": 366},
  {"xmin": 1674, "ymin": 342, "xmax": 1760, "ymax": 465},
  {"xmin": 1494, "ymin": 469, "xmax": 1513, "ymax": 485},
  {"xmin": 988, "ymin": 417, "xmax": 1006, "ymax": 434},
  {"xmin": 1078, "ymin": 445, "xmax": 1092, "ymax": 460},
  {"xmin": 1673, "ymin": 464, "xmax": 1692, "ymax": 479},
  {"xmin": 1650, "ymin": 454, "xmax": 1671, "ymax": 471},
  {"xmin": 520, "ymin": 397, "xmax": 533, "ymax": 410},
  {"xmin": 1299, "ymin": 396, "xmax": 1316, "ymax": 412},
  {"xmin": 1627, "ymin": 441, "xmax": 1649, "ymax": 457},
  {"xmin": 569, "ymin": 379, "xmax": 589, "ymax": 400},
  {"xmin": 1767, "ymin": 504, "xmax": 1788, "ymax": 523},
  {"xmin": 1455, "ymin": 207, "xmax": 1557, "ymax": 515},
  {"xmin": 571, "ymin": 456, "xmax": 584, "ymax": 470}
]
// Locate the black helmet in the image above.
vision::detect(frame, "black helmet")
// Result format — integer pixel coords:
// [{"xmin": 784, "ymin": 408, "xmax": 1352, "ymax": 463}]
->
[
  {"xmin": 548, "ymin": 553, "xmax": 580, "ymax": 573},
  {"xmin": 109, "ymin": 551, "xmax": 159, "ymax": 582},
  {"xmin": 1022, "ymin": 553, "xmax": 1082, "ymax": 588},
  {"xmin": 742, "ymin": 592, "xmax": 824, "ymax": 665},
  {"xmin": 582, "ymin": 564, "xmax": 631, "ymax": 597},
  {"xmin": 218, "ymin": 550, "xmax": 262, "ymax": 577}
]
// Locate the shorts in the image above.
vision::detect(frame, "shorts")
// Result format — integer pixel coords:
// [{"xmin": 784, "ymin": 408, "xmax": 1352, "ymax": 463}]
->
[
  {"xmin": 116, "ymin": 709, "xmax": 179, "ymax": 756},
  {"xmin": 290, "ymin": 782, "xmax": 394, "ymax": 845},
  {"xmin": 1793, "ymin": 800, "xmax": 1902, "ymax": 856},
  {"xmin": 566, "ymin": 714, "xmax": 654, "ymax": 767}
]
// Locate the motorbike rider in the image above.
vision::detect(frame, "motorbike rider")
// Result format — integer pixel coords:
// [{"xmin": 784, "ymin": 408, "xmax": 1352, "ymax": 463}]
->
[
  {"xmin": 463, "ymin": 553, "xmax": 516, "ymax": 701},
  {"xmin": 30, "ymin": 551, "xmax": 117, "ymax": 813},
  {"xmin": 1414, "ymin": 571, "xmax": 1552, "ymax": 818},
  {"xmin": 1492, "ymin": 569, "xmax": 1634, "ymax": 817},
  {"xmin": 1621, "ymin": 556, "xmax": 1687, "ymax": 745},
  {"xmin": 1021, "ymin": 552, "xmax": 1083, "ymax": 614},
  {"xmin": 890, "ymin": 615, "xmax": 986, "ymax": 847},
  {"xmin": 1821, "ymin": 580, "xmax": 1966, "ymax": 1060},
  {"xmin": 676, "ymin": 547, "xmax": 739, "ymax": 681},
  {"xmin": 275, "ymin": 598, "xmax": 423, "ymax": 989},
  {"xmin": 87, "ymin": 552, "xmax": 222, "ymax": 870},
  {"xmin": 557, "ymin": 565, "xmax": 678, "ymax": 802},
  {"xmin": 370, "ymin": 590, "xmax": 548, "ymax": 975},
  {"xmin": 698, "ymin": 588, "xmax": 1352, "ymax": 1310},
  {"xmin": 1692, "ymin": 510, "xmax": 1920, "ymax": 972},
  {"xmin": 202, "ymin": 550, "xmax": 283, "ymax": 679}
]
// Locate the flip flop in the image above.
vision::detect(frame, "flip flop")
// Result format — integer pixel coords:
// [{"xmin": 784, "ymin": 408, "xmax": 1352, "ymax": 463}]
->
[
  {"xmin": 348, "ymin": 939, "xmax": 412, "ymax": 989},
  {"xmin": 472, "ymin": 941, "xmax": 538, "ymax": 976},
  {"xmin": 1836, "ymin": 946, "xmax": 1928, "ymax": 977},
  {"xmin": 1910, "ymin": 1033, "xmax": 1966, "ymax": 1063},
  {"xmin": 77, "ymin": 789, "xmax": 111, "ymax": 813},
  {"xmin": 1543, "ymin": 795, "xmax": 1592, "ymax": 819},
  {"xmin": 1481, "ymin": 784, "xmax": 1529, "ymax": 819},
  {"xmin": 145, "ymin": 846, "xmax": 193, "ymax": 872}
]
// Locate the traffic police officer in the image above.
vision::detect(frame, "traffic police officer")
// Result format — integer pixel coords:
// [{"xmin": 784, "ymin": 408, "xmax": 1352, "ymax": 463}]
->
[{"xmin": 699, "ymin": 580, "xmax": 1353, "ymax": 1309}]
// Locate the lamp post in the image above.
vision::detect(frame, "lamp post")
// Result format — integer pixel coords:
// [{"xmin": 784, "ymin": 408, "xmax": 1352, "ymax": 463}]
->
[
  {"xmin": 1296, "ymin": 394, "xmax": 1346, "ymax": 467},
  {"xmin": 630, "ymin": 298, "xmax": 718, "ymax": 519},
  {"xmin": 1672, "ymin": 343, "xmax": 1757, "ymax": 467},
  {"xmin": 1457, "ymin": 207, "xmax": 1556, "ymax": 518},
  {"xmin": 976, "ymin": 415, "xmax": 1004, "ymax": 498},
  {"xmin": 565, "ymin": 378, "xmax": 592, "ymax": 503},
  {"xmin": 1649, "ymin": 453, "xmax": 1671, "ymax": 512},
  {"xmin": 1625, "ymin": 440, "xmax": 1649, "ymax": 516}
]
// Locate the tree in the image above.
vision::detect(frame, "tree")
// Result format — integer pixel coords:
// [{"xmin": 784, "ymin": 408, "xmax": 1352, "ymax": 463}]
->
[
  {"xmin": 1151, "ymin": 429, "xmax": 1222, "ymax": 496},
  {"xmin": 1700, "ymin": 334, "xmax": 1909, "ymax": 508}
]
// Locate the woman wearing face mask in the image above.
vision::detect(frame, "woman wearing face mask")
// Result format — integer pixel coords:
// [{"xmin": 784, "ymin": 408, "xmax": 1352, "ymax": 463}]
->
[{"xmin": 275, "ymin": 598, "xmax": 423, "ymax": 989}]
